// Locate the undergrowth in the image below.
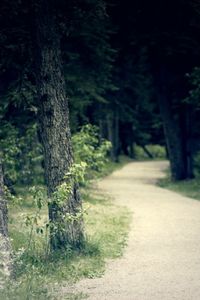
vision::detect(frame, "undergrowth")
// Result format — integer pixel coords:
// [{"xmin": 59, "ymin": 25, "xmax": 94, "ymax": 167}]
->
[
  {"xmin": 158, "ymin": 168, "xmax": 200, "ymax": 201},
  {"xmin": 1, "ymin": 157, "xmax": 131, "ymax": 300}
]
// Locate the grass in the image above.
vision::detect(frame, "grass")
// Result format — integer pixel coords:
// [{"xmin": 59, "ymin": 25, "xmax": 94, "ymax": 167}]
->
[
  {"xmin": 1, "ymin": 158, "xmax": 132, "ymax": 300},
  {"xmin": 158, "ymin": 168, "xmax": 200, "ymax": 201},
  {"xmin": 134, "ymin": 144, "xmax": 166, "ymax": 161}
]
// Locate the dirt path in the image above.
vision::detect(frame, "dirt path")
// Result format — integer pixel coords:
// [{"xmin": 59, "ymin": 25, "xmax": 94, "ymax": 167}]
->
[{"xmin": 71, "ymin": 161, "xmax": 200, "ymax": 300}]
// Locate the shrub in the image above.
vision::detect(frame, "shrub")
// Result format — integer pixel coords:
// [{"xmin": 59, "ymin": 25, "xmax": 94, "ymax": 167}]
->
[
  {"xmin": 1, "ymin": 122, "xmax": 43, "ymax": 187},
  {"xmin": 72, "ymin": 124, "xmax": 111, "ymax": 181}
]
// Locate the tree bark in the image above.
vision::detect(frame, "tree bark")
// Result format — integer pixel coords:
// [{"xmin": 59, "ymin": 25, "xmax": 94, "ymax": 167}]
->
[
  {"xmin": 156, "ymin": 63, "xmax": 194, "ymax": 181},
  {"xmin": 34, "ymin": 0, "xmax": 84, "ymax": 250},
  {"xmin": 181, "ymin": 103, "xmax": 194, "ymax": 179},
  {"xmin": 0, "ymin": 157, "xmax": 11, "ymax": 283},
  {"xmin": 158, "ymin": 92, "xmax": 187, "ymax": 180},
  {"xmin": 0, "ymin": 162, "xmax": 8, "ymax": 238}
]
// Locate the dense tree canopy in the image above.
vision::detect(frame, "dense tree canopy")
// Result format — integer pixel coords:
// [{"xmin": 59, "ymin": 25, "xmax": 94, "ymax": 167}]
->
[{"xmin": 1, "ymin": 0, "xmax": 200, "ymax": 197}]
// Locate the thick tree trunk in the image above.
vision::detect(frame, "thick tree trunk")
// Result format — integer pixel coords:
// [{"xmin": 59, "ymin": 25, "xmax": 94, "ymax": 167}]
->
[
  {"xmin": 158, "ymin": 93, "xmax": 187, "ymax": 180},
  {"xmin": 34, "ymin": 0, "xmax": 84, "ymax": 250},
  {"xmin": 0, "ymin": 163, "xmax": 8, "ymax": 238},
  {"xmin": 0, "ymin": 157, "xmax": 11, "ymax": 283},
  {"xmin": 156, "ymin": 64, "xmax": 194, "ymax": 181},
  {"xmin": 180, "ymin": 103, "xmax": 194, "ymax": 179}
]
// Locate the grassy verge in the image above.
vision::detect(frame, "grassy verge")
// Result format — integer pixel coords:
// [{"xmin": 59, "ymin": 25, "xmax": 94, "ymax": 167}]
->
[
  {"xmin": 1, "ymin": 158, "xmax": 132, "ymax": 300},
  {"xmin": 158, "ymin": 169, "xmax": 200, "ymax": 201}
]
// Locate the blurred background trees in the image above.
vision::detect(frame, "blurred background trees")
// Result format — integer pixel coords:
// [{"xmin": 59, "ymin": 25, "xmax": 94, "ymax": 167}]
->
[{"xmin": 1, "ymin": 0, "xmax": 200, "ymax": 187}]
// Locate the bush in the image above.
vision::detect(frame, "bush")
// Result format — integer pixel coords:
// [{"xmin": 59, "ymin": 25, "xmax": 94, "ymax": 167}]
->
[
  {"xmin": 1, "ymin": 122, "xmax": 43, "ymax": 187},
  {"xmin": 72, "ymin": 124, "xmax": 111, "ymax": 181}
]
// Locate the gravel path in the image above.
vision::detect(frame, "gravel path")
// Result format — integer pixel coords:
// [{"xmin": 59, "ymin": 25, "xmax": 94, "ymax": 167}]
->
[{"xmin": 71, "ymin": 161, "xmax": 200, "ymax": 300}]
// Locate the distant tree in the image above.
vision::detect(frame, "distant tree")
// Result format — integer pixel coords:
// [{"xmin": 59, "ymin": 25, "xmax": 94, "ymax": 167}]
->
[
  {"xmin": 156, "ymin": 64, "xmax": 193, "ymax": 180},
  {"xmin": 59, "ymin": 0, "xmax": 115, "ymax": 132},
  {"xmin": 145, "ymin": 0, "xmax": 200, "ymax": 180}
]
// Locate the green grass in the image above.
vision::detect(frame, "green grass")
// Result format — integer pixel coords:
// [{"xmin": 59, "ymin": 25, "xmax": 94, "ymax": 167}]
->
[
  {"xmin": 134, "ymin": 144, "xmax": 166, "ymax": 161},
  {"xmin": 158, "ymin": 169, "xmax": 200, "ymax": 201},
  {"xmin": 1, "ymin": 166, "xmax": 131, "ymax": 300}
]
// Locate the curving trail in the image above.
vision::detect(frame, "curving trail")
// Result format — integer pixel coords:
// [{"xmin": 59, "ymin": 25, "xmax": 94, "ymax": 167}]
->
[{"xmin": 70, "ymin": 161, "xmax": 200, "ymax": 300}]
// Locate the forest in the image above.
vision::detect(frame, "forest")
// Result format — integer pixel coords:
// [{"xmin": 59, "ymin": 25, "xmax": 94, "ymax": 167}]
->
[{"xmin": 1, "ymin": 0, "xmax": 200, "ymax": 299}]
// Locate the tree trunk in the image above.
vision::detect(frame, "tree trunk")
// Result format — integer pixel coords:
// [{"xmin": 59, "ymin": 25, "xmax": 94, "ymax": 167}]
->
[
  {"xmin": 113, "ymin": 107, "xmax": 120, "ymax": 162},
  {"xmin": 106, "ymin": 113, "xmax": 115, "ymax": 161},
  {"xmin": 0, "ymin": 162, "xmax": 8, "ymax": 238},
  {"xmin": 181, "ymin": 103, "xmax": 194, "ymax": 179},
  {"xmin": 141, "ymin": 145, "xmax": 154, "ymax": 159},
  {"xmin": 34, "ymin": 0, "xmax": 84, "ymax": 250},
  {"xmin": 0, "ymin": 157, "xmax": 11, "ymax": 283},
  {"xmin": 158, "ymin": 92, "xmax": 187, "ymax": 180},
  {"xmin": 156, "ymin": 63, "xmax": 193, "ymax": 181}
]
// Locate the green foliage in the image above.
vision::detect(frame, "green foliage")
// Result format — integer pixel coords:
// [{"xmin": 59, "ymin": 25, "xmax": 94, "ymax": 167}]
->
[
  {"xmin": 0, "ymin": 123, "xmax": 20, "ymax": 183},
  {"xmin": 61, "ymin": 0, "xmax": 116, "ymax": 131},
  {"xmin": 1, "ymin": 270, "xmax": 52, "ymax": 300},
  {"xmin": 4, "ymin": 185, "xmax": 131, "ymax": 300},
  {"xmin": 1, "ymin": 122, "xmax": 43, "ymax": 186},
  {"xmin": 1, "ymin": 123, "xmax": 111, "ymax": 190},
  {"xmin": 146, "ymin": 144, "xmax": 166, "ymax": 158},
  {"xmin": 72, "ymin": 124, "xmax": 111, "ymax": 181},
  {"xmin": 3, "ymin": 151, "xmax": 132, "ymax": 299},
  {"xmin": 134, "ymin": 144, "xmax": 166, "ymax": 160}
]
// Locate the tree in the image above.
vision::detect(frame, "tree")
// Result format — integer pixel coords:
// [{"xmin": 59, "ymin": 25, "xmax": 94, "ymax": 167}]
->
[
  {"xmin": 143, "ymin": 0, "xmax": 200, "ymax": 180},
  {"xmin": 34, "ymin": 0, "xmax": 84, "ymax": 250},
  {"xmin": 0, "ymin": 155, "xmax": 11, "ymax": 282},
  {"xmin": 156, "ymin": 67, "xmax": 190, "ymax": 180}
]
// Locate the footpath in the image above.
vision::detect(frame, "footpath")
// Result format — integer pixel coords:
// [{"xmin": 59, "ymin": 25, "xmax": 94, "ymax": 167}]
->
[{"xmin": 69, "ymin": 161, "xmax": 200, "ymax": 300}]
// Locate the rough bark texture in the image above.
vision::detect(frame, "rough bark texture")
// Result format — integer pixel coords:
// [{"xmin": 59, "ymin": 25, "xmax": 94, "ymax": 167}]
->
[
  {"xmin": 0, "ymin": 161, "xmax": 8, "ymax": 238},
  {"xmin": 0, "ymin": 158, "xmax": 11, "ymax": 285},
  {"xmin": 34, "ymin": 0, "xmax": 84, "ymax": 250}
]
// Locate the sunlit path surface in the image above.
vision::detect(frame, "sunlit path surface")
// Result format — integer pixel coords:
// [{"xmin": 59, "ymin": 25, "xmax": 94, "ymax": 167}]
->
[{"xmin": 69, "ymin": 161, "xmax": 200, "ymax": 300}]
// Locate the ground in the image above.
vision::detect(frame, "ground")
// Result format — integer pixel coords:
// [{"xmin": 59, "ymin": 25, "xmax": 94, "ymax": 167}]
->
[{"xmin": 65, "ymin": 160, "xmax": 200, "ymax": 300}]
